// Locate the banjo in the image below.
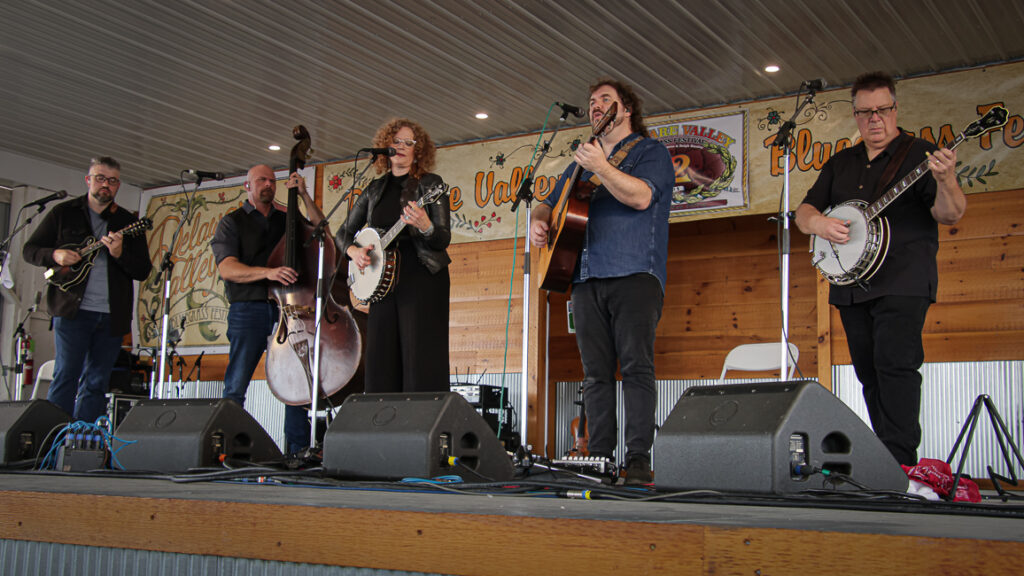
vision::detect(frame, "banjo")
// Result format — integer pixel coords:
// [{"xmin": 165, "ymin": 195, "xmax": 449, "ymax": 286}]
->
[
  {"xmin": 348, "ymin": 182, "xmax": 450, "ymax": 304},
  {"xmin": 811, "ymin": 106, "xmax": 1008, "ymax": 286}
]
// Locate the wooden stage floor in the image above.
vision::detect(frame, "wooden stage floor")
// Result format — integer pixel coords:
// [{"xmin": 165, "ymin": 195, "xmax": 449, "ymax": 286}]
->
[{"xmin": 1, "ymin": 470, "xmax": 1023, "ymax": 575}]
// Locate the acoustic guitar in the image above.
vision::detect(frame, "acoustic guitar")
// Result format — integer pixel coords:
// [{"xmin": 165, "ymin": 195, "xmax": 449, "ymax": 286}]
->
[{"xmin": 537, "ymin": 102, "xmax": 618, "ymax": 293}]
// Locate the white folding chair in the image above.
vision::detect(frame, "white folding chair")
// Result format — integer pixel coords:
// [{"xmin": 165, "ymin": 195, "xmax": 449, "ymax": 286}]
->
[
  {"xmin": 717, "ymin": 343, "xmax": 799, "ymax": 385},
  {"xmin": 30, "ymin": 359, "xmax": 55, "ymax": 400}
]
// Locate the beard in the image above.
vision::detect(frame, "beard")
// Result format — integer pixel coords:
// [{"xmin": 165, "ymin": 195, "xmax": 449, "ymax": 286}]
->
[{"xmin": 91, "ymin": 188, "xmax": 114, "ymax": 205}]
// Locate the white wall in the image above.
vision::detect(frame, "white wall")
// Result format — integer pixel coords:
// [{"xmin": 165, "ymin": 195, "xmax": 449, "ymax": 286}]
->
[{"xmin": 0, "ymin": 149, "xmax": 144, "ymax": 400}]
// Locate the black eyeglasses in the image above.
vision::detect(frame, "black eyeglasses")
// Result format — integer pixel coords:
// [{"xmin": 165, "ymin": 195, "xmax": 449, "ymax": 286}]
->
[
  {"xmin": 90, "ymin": 174, "xmax": 120, "ymax": 186},
  {"xmin": 853, "ymin": 104, "xmax": 897, "ymax": 119}
]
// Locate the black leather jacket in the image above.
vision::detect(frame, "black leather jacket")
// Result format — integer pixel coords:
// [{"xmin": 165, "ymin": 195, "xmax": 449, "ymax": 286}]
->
[{"xmin": 339, "ymin": 172, "xmax": 451, "ymax": 273}]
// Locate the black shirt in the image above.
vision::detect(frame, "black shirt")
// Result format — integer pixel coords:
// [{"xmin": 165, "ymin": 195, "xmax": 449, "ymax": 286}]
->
[
  {"xmin": 209, "ymin": 200, "xmax": 287, "ymax": 303},
  {"xmin": 802, "ymin": 129, "xmax": 940, "ymax": 305},
  {"xmin": 370, "ymin": 173, "xmax": 410, "ymax": 241}
]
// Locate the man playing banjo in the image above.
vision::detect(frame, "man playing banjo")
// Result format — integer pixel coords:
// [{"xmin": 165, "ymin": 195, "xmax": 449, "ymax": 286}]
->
[{"xmin": 794, "ymin": 71, "xmax": 966, "ymax": 467}]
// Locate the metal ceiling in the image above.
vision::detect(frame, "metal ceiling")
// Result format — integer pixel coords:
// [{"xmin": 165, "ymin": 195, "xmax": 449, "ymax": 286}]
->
[{"xmin": 2, "ymin": 0, "xmax": 1023, "ymax": 188}]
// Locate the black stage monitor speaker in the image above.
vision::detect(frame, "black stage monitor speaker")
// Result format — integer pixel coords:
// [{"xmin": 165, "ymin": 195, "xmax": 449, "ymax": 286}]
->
[
  {"xmin": 323, "ymin": 392, "xmax": 514, "ymax": 482},
  {"xmin": 114, "ymin": 399, "xmax": 282, "ymax": 472},
  {"xmin": 654, "ymin": 380, "xmax": 909, "ymax": 494},
  {"xmin": 0, "ymin": 400, "xmax": 70, "ymax": 464}
]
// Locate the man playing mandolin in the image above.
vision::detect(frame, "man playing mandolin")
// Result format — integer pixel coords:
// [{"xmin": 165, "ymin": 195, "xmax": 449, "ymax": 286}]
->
[
  {"xmin": 795, "ymin": 71, "xmax": 966, "ymax": 466},
  {"xmin": 210, "ymin": 164, "xmax": 323, "ymax": 455},
  {"xmin": 530, "ymin": 79, "xmax": 674, "ymax": 485},
  {"xmin": 23, "ymin": 156, "xmax": 153, "ymax": 422}
]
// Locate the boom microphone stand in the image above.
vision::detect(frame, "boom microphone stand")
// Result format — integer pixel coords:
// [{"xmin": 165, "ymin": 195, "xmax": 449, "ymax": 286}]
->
[
  {"xmin": 304, "ymin": 152, "xmax": 379, "ymax": 450},
  {"xmin": 152, "ymin": 173, "xmax": 203, "ymax": 399},
  {"xmin": 769, "ymin": 80, "xmax": 824, "ymax": 381},
  {"xmin": 509, "ymin": 104, "xmax": 576, "ymax": 451},
  {"xmin": 2, "ymin": 193, "xmax": 59, "ymax": 399}
]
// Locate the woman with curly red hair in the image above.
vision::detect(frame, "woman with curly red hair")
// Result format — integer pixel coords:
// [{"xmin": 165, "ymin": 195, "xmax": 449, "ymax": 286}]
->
[{"xmin": 339, "ymin": 119, "xmax": 451, "ymax": 393}]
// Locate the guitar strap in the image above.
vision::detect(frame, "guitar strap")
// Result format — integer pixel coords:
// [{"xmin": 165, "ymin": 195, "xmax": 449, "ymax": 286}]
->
[
  {"xmin": 872, "ymin": 133, "xmax": 915, "ymax": 202},
  {"xmin": 585, "ymin": 136, "xmax": 642, "ymax": 188}
]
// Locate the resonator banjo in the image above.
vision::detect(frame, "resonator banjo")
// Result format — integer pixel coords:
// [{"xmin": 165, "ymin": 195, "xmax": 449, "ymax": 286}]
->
[
  {"xmin": 347, "ymin": 182, "xmax": 449, "ymax": 304},
  {"xmin": 811, "ymin": 106, "xmax": 1008, "ymax": 286}
]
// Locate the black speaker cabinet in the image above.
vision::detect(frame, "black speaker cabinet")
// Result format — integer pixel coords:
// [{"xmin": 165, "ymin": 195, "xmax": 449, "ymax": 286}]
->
[
  {"xmin": 654, "ymin": 380, "xmax": 909, "ymax": 494},
  {"xmin": 114, "ymin": 399, "xmax": 282, "ymax": 472},
  {"xmin": 0, "ymin": 400, "xmax": 70, "ymax": 464},
  {"xmin": 323, "ymin": 392, "xmax": 514, "ymax": 481}
]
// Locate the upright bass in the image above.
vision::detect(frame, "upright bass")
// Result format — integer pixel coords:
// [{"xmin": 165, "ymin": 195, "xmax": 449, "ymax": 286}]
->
[{"xmin": 265, "ymin": 125, "xmax": 362, "ymax": 406}]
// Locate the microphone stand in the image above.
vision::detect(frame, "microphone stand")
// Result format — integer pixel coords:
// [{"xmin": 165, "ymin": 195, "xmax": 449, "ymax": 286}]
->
[
  {"xmin": 770, "ymin": 84, "xmax": 821, "ymax": 381},
  {"xmin": 509, "ymin": 107, "xmax": 573, "ymax": 451},
  {"xmin": 183, "ymin": 350, "xmax": 205, "ymax": 383},
  {"xmin": 153, "ymin": 174, "xmax": 202, "ymax": 399},
  {"xmin": 303, "ymin": 154, "xmax": 377, "ymax": 450},
  {"xmin": 2, "ymin": 202, "xmax": 50, "ymax": 399},
  {"xmin": 11, "ymin": 304, "xmax": 36, "ymax": 399}
]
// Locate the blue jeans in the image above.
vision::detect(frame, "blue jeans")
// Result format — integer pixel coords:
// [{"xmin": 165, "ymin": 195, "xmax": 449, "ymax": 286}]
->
[
  {"xmin": 50, "ymin": 310, "xmax": 123, "ymax": 422},
  {"xmin": 224, "ymin": 301, "xmax": 310, "ymax": 454}
]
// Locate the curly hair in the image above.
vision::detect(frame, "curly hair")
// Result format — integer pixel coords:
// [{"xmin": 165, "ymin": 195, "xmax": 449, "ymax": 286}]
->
[
  {"xmin": 589, "ymin": 78, "xmax": 647, "ymax": 135},
  {"xmin": 371, "ymin": 118, "xmax": 436, "ymax": 179}
]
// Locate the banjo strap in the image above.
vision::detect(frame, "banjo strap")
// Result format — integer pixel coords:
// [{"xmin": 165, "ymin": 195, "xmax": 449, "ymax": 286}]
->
[{"xmin": 872, "ymin": 133, "xmax": 915, "ymax": 202}]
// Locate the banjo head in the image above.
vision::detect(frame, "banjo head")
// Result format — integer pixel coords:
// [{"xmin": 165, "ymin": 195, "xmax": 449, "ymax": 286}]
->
[
  {"xmin": 811, "ymin": 201, "xmax": 881, "ymax": 285},
  {"xmin": 348, "ymin": 228, "xmax": 385, "ymax": 302}
]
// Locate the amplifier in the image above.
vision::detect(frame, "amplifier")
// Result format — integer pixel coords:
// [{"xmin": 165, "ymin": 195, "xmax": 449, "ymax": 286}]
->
[
  {"xmin": 451, "ymin": 384, "xmax": 519, "ymax": 451},
  {"xmin": 451, "ymin": 384, "xmax": 510, "ymax": 431}
]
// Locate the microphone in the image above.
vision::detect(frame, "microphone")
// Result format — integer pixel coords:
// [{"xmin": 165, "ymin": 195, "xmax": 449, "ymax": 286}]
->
[
  {"xmin": 802, "ymin": 78, "xmax": 828, "ymax": 91},
  {"xmin": 186, "ymin": 169, "xmax": 225, "ymax": 180},
  {"xmin": 25, "ymin": 190, "xmax": 67, "ymax": 208},
  {"xmin": 360, "ymin": 147, "xmax": 397, "ymax": 157},
  {"xmin": 557, "ymin": 102, "xmax": 586, "ymax": 118}
]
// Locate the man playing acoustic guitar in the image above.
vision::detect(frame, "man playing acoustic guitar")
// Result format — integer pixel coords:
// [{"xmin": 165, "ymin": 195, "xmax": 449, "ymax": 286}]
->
[
  {"xmin": 23, "ymin": 156, "xmax": 152, "ymax": 422},
  {"xmin": 530, "ymin": 79, "xmax": 674, "ymax": 485},
  {"xmin": 795, "ymin": 71, "xmax": 966, "ymax": 466}
]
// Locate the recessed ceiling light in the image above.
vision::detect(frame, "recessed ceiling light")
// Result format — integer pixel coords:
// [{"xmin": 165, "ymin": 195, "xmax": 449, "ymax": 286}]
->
[
  {"xmin": 268, "ymin": 144, "xmax": 281, "ymax": 151},
  {"xmin": 764, "ymin": 65, "xmax": 780, "ymax": 73},
  {"xmin": 475, "ymin": 112, "xmax": 489, "ymax": 119}
]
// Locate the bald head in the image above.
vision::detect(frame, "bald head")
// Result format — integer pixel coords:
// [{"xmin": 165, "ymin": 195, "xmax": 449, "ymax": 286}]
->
[{"xmin": 245, "ymin": 164, "xmax": 278, "ymax": 213}]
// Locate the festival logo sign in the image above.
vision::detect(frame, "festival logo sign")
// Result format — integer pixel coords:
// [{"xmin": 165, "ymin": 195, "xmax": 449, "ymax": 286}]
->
[{"xmin": 650, "ymin": 111, "xmax": 747, "ymax": 215}]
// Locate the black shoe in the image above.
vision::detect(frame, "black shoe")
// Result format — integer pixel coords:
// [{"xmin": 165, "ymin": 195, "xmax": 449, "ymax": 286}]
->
[{"xmin": 624, "ymin": 457, "xmax": 652, "ymax": 486}]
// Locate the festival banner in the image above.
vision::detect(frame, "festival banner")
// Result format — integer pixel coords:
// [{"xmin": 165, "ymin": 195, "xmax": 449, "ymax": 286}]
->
[
  {"xmin": 137, "ymin": 62, "xmax": 1024, "ymax": 349},
  {"xmin": 319, "ymin": 62, "xmax": 1024, "ymax": 237}
]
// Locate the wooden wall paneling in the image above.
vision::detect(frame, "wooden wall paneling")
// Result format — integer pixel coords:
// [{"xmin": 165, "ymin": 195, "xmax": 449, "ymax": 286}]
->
[
  {"xmin": 168, "ymin": 190, "xmax": 1022, "ymax": 439},
  {"xmin": 827, "ymin": 189, "xmax": 1024, "ymax": 365}
]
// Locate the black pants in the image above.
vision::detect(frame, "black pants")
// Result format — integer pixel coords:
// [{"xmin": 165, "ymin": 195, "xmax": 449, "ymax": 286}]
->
[
  {"xmin": 838, "ymin": 295, "xmax": 931, "ymax": 466},
  {"xmin": 365, "ymin": 242, "xmax": 450, "ymax": 394},
  {"xmin": 572, "ymin": 274, "xmax": 663, "ymax": 463}
]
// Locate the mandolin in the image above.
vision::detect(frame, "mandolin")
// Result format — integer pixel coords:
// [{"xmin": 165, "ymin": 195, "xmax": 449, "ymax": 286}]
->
[{"xmin": 44, "ymin": 218, "xmax": 153, "ymax": 292}]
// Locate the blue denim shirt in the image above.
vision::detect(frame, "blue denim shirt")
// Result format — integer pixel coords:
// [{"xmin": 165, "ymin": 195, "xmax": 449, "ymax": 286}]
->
[{"xmin": 543, "ymin": 133, "xmax": 674, "ymax": 291}]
